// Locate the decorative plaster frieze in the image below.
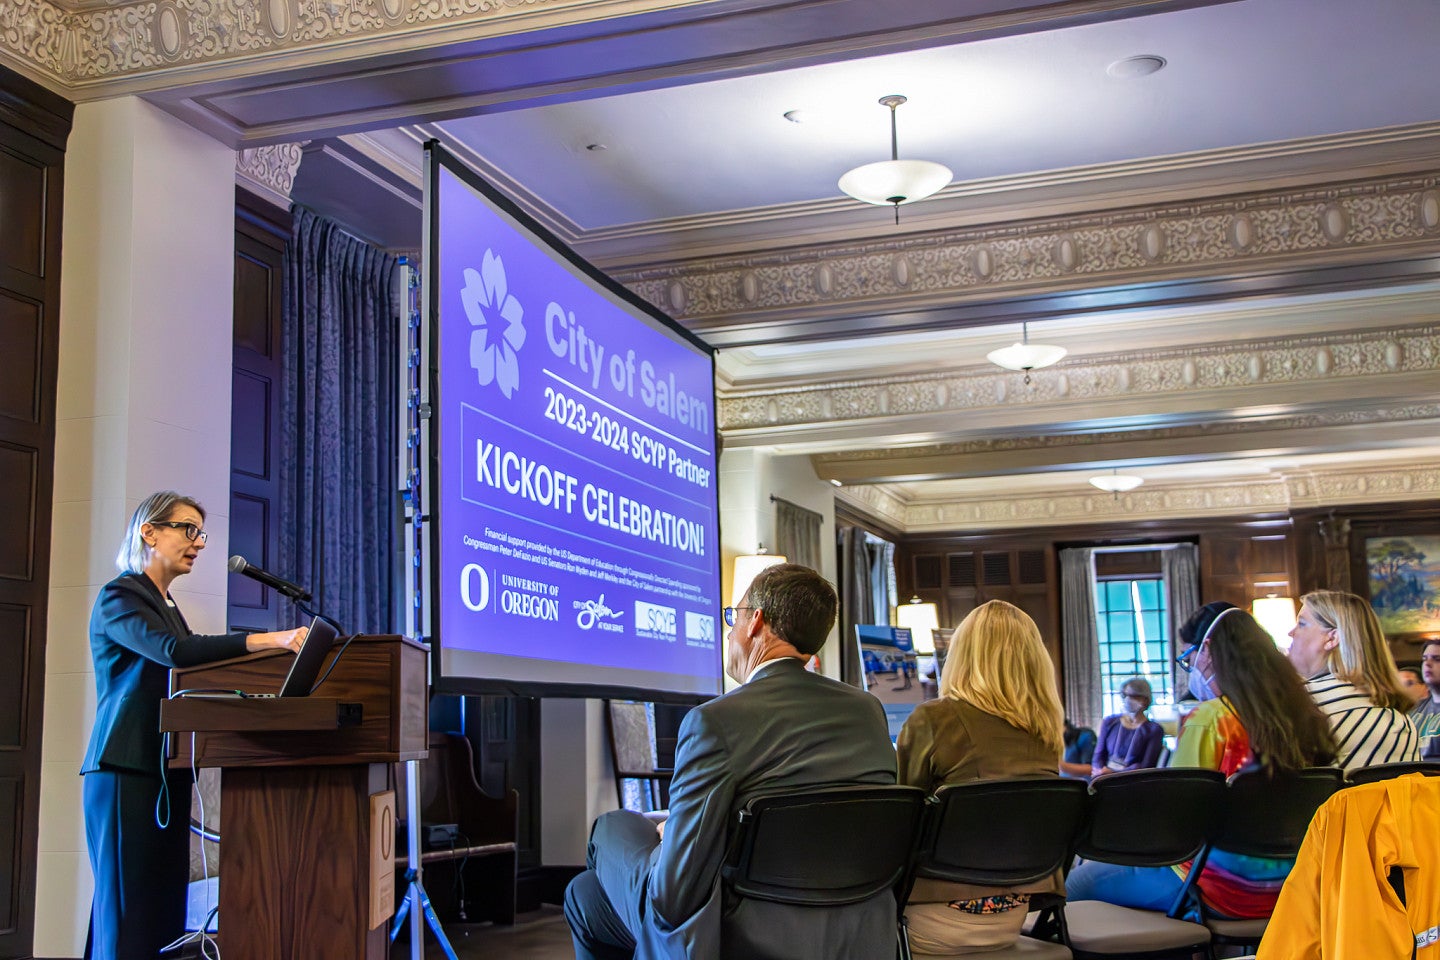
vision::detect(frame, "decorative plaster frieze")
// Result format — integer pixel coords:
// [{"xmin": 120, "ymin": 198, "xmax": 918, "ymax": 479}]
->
[
  {"xmin": 812, "ymin": 402, "xmax": 1440, "ymax": 467},
  {"xmin": 620, "ymin": 175, "xmax": 1440, "ymax": 329},
  {"xmin": 718, "ymin": 324, "xmax": 1440, "ymax": 432},
  {"xmin": 834, "ymin": 484, "xmax": 907, "ymax": 529},
  {"xmin": 0, "ymin": 0, "xmax": 605, "ymax": 85},
  {"xmin": 840, "ymin": 463, "xmax": 1440, "ymax": 534},
  {"xmin": 235, "ymin": 141, "xmax": 306, "ymax": 208}
]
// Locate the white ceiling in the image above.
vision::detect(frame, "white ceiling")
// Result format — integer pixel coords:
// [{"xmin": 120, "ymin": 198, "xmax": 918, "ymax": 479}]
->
[
  {"xmin": 430, "ymin": 0, "xmax": 1440, "ymax": 228},
  {"xmin": 266, "ymin": 0, "xmax": 1440, "ymax": 520}
]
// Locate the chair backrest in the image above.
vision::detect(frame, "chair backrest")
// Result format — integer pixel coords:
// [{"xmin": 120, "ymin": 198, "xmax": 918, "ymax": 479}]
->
[
  {"xmin": 722, "ymin": 785, "xmax": 926, "ymax": 907},
  {"xmin": 1345, "ymin": 760, "xmax": 1440, "ymax": 786},
  {"xmin": 1076, "ymin": 768, "xmax": 1226, "ymax": 867},
  {"xmin": 1211, "ymin": 766, "xmax": 1344, "ymax": 858},
  {"xmin": 913, "ymin": 777, "xmax": 1089, "ymax": 888}
]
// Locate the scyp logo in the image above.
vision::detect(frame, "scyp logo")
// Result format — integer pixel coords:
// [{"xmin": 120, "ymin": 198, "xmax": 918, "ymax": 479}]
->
[
  {"xmin": 462, "ymin": 250, "xmax": 526, "ymax": 398},
  {"xmin": 634, "ymin": 600, "xmax": 678, "ymax": 642}
]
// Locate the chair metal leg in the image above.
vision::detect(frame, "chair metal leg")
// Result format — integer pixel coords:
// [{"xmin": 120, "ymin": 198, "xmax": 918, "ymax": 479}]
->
[{"xmin": 897, "ymin": 915, "xmax": 913, "ymax": 960}]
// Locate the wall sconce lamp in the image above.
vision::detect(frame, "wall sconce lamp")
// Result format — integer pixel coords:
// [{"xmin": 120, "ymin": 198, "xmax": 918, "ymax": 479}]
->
[
  {"xmin": 895, "ymin": 595, "xmax": 940, "ymax": 654},
  {"xmin": 1252, "ymin": 593, "xmax": 1297, "ymax": 650},
  {"xmin": 731, "ymin": 545, "xmax": 787, "ymax": 606}
]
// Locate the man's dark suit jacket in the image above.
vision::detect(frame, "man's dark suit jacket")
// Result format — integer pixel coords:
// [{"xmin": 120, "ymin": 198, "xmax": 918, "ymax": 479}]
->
[
  {"xmin": 81, "ymin": 573, "xmax": 249, "ymax": 776},
  {"xmin": 591, "ymin": 657, "xmax": 897, "ymax": 959}
]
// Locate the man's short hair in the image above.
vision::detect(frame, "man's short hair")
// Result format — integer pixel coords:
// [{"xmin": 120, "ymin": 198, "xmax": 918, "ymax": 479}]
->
[
  {"xmin": 742, "ymin": 563, "xmax": 837, "ymax": 656},
  {"xmin": 1424, "ymin": 637, "xmax": 1440, "ymax": 654}
]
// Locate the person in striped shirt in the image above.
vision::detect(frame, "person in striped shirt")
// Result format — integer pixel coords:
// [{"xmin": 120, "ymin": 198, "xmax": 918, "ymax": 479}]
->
[{"xmin": 1288, "ymin": 590, "xmax": 1420, "ymax": 773}]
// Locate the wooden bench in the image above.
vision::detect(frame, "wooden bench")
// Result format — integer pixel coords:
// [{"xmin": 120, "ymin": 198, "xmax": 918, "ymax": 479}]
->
[{"xmin": 395, "ymin": 731, "xmax": 519, "ymax": 925}]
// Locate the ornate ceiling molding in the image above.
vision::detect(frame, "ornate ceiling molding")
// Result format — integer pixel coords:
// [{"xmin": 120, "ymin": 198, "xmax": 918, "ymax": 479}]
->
[
  {"xmin": 813, "ymin": 402, "xmax": 1440, "ymax": 468},
  {"xmin": 235, "ymin": 141, "xmax": 306, "ymax": 208},
  {"xmin": 839, "ymin": 462, "xmax": 1440, "ymax": 534},
  {"xmin": 0, "ymin": 0, "xmax": 679, "ymax": 89},
  {"xmin": 718, "ymin": 323, "xmax": 1440, "ymax": 437},
  {"xmin": 619, "ymin": 172, "xmax": 1440, "ymax": 344}
]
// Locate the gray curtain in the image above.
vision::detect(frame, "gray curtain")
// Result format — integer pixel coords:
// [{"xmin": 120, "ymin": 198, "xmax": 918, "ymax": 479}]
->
[
  {"xmin": 774, "ymin": 497, "xmax": 823, "ymax": 570},
  {"xmin": 836, "ymin": 527, "xmax": 894, "ymax": 687},
  {"xmin": 1163, "ymin": 543, "xmax": 1201, "ymax": 693},
  {"xmin": 1059, "ymin": 547, "xmax": 1101, "ymax": 729},
  {"xmin": 279, "ymin": 207, "xmax": 399, "ymax": 636}
]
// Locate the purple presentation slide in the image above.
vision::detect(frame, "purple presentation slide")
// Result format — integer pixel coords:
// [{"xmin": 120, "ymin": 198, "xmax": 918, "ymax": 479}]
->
[{"xmin": 431, "ymin": 157, "xmax": 722, "ymax": 697}]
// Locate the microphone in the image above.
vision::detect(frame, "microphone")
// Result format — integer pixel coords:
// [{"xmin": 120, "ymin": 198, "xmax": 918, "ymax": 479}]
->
[{"xmin": 228, "ymin": 555, "xmax": 313, "ymax": 603}]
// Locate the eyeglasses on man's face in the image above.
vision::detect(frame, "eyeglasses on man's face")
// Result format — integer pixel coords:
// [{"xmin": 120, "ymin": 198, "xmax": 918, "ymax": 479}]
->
[
  {"xmin": 150, "ymin": 520, "xmax": 208, "ymax": 544},
  {"xmin": 723, "ymin": 606, "xmax": 754, "ymax": 627}
]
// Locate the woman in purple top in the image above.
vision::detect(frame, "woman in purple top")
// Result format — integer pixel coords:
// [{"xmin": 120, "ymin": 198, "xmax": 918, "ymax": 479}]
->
[{"xmin": 1091, "ymin": 676, "xmax": 1165, "ymax": 778}]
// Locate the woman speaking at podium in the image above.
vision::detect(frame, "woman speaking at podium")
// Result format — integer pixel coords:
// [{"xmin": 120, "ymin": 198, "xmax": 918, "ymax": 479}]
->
[{"xmin": 81, "ymin": 491, "xmax": 307, "ymax": 960}]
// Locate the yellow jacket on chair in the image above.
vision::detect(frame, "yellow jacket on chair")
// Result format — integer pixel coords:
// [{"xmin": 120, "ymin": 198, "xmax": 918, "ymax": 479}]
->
[{"xmin": 1258, "ymin": 774, "xmax": 1440, "ymax": 960}]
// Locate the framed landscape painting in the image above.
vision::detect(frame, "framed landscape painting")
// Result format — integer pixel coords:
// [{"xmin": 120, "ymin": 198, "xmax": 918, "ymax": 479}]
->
[{"xmin": 1366, "ymin": 535, "xmax": 1440, "ymax": 638}]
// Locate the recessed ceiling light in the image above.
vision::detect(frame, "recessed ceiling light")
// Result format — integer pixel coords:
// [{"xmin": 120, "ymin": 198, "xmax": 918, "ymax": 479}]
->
[
  {"xmin": 1107, "ymin": 55, "xmax": 1167, "ymax": 79},
  {"xmin": 585, "ymin": 143, "xmax": 607, "ymax": 152},
  {"xmin": 830, "ymin": 478, "xmax": 843, "ymax": 487}
]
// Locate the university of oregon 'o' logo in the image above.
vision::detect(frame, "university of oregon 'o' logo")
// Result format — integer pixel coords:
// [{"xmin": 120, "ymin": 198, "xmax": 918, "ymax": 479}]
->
[{"xmin": 462, "ymin": 250, "xmax": 526, "ymax": 398}]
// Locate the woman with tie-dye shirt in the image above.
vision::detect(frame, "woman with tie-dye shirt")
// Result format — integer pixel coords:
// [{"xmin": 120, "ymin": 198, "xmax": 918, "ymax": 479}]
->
[{"xmin": 1066, "ymin": 607, "xmax": 1335, "ymax": 919}]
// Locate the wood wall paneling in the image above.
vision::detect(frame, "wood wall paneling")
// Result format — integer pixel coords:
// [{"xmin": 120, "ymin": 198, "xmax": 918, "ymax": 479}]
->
[
  {"xmin": 228, "ymin": 192, "xmax": 289, "ymax": 633},
  {"xmin": 0, "ymin": 606, "xmax": 26, "ymax": 749},
  {"xmin": 0, "ymin": 294, "xmax": 39, "ymax": 423},
  {"xmin": 0, "ymin": 62, "xmax": 68, "ymax": 960},
  {"xmin": 896, "ymin": 516, "xmax": 1312, "ymax": 708},
  {"xmin": 0, "ymin": 777, "xmax": 16, "ymax": 934},
  {"xmin": 0, "ymin": 147, "xmax": 42, "ymax": 278}
]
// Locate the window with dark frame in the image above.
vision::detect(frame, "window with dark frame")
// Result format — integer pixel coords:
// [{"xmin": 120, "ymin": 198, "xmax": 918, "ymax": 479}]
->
[{"xmin": 1093, "ymin": 577, "xmax": 1172, "ymax": 717}]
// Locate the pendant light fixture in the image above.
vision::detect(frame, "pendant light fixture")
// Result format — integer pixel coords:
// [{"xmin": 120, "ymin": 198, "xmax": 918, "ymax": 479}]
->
[
  {"xmin": 985, "ymin": 321, "xmax": 1068, "ymax": 383},
  {"xmin": 838, "ymin": 95, "xmax": 952, "ymax": 224},
  {"xmin": 1089, "ymin": 469, "xmax": 1144, "ymax": 494}
]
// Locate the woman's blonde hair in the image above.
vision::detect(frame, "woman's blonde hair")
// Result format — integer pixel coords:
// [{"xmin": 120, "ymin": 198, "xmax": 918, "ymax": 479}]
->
[
  {"xmin": 1300, "ymin": 589, "xmax": 1410, "ymax": 711},
  {"xmin": 115, "ymin": 491, "xmax": 204, "ymax": 575},
  {"xmin": 939, "ymin": 599, "xmax": 1065, "ymax": 756}
]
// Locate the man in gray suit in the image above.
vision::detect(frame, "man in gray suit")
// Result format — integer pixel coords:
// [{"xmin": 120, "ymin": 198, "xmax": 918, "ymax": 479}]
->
[{"xmin": 564, "ymin": 563, "xmax": 897, "ymax": 960}]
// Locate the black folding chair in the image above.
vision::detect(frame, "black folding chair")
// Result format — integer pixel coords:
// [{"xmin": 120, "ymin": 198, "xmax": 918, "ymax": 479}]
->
[
  {"xmin": 1056, "ymin": 768, "xmax": 1226, "ymax": 960},
  {"xmin": 721, "ymin": 784, "xmax": 926, "ymax": 960},
  {"xmin": 1345, "ymin": 760, "xmax": 1440, "ymax": 786},
  {"xmin": 905, "ymin": 777, "xmax": 1088, "ymax": 960},
  {"xmin": 1179, "ymin": 766, "xmax": 1344, "ymax": 952}
]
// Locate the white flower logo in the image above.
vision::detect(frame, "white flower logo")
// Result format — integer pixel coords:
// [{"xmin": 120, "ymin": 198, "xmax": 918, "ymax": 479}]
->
[{"xmin": 462, "ymin": 250, "xmax": 525, "ymax": 398}]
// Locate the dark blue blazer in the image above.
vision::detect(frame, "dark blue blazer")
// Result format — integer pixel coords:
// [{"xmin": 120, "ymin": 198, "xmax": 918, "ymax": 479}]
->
[{"xmin": 81, "ymin": 573, "xmax": 249, "ymax": 776}]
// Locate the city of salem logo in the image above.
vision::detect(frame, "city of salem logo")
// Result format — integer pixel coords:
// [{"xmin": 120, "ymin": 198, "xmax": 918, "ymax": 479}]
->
[
  {"xmin": 684, "ymin": 611, "xmax": 715, "ymax": 647},
  {"xmin": 461, "ymin": 250, "xmax": 526, "ymax": 398},
  {"xmin": 574, "ymin": 594, "xmax": 624, "ymax": 632},
  {"xmin": 634, "ymin": 600, "xmax": 678, "ymax": 642}
]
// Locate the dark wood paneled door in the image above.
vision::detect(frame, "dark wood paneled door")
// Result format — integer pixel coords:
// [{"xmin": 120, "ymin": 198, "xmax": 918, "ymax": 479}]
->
[
  {"xmin": 228, "ymin": 192, "xmax": 290, "ymax": 633},
  {"xmin": 0, "ymin": 67, "xmax": 70, "ymax": 960}
]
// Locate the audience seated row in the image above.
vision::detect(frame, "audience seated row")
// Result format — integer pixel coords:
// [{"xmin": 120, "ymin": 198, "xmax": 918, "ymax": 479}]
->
[
  {"xmin": 1067, "ymin": 602, "xmax": 1337, "ymax": 923},
  {"xmin": 722, "ymin": 762, "xmax": 1440, "ymax": 960},
  {"xmin": 887, "ymin": 591, "xmax": 1425, "ymax": 958}
]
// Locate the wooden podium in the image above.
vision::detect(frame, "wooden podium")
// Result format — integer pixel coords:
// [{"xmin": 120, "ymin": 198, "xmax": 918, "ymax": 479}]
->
[{"xmin": 160, "ymin": 634, "xmax": 428, "ymax": 959}]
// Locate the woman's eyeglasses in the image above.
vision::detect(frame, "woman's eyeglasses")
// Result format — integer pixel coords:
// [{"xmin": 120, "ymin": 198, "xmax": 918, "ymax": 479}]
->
[
  {"xmin": 1175, "ymin": 642, "xmax": 1199, "ymax": 673},
  {"xmin": 150, "ymin": 520, "xmax": 208, "ymax": 544}
]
